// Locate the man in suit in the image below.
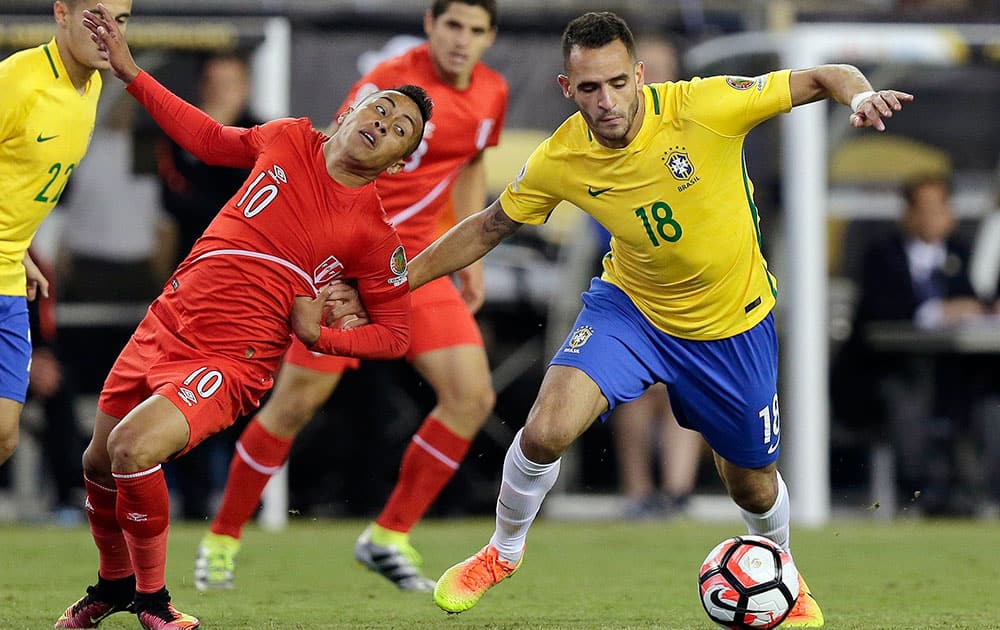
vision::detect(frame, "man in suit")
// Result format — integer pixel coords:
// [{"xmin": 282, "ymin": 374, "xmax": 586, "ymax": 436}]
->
[{"xmin": 833, "ymin": 172, "xmax": 996, "ymax": 515}]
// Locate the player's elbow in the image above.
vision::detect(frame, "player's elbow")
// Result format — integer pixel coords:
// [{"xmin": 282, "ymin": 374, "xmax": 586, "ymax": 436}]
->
[{"xmin": 386, "ymin": 329, "xmax": 410, "ymax": 358}]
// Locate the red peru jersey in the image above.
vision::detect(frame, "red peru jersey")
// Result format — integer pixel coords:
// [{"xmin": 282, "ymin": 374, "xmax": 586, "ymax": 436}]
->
[
  {"xmin": 339, "ymin": 43, "xmax": 508, "ymax": 253},
  {"xmin": 127, "ymin": 71, "xmax": 410, "ymax": 371}
]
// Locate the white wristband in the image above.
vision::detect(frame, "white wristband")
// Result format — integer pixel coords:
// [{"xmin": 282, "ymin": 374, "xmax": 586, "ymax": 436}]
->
[{"xmin": 850, "ymin": 90, "xmax": 876, "ymax": 113}]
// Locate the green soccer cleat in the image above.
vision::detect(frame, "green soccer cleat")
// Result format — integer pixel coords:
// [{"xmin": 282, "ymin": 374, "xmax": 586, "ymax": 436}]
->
[
  {"xmin": 193, "ymin": 532, "xmax": 240, "ymax": 592},
  {"xmin": 433, "ymin": 544, "xmax": 521, "ymax": 614},
  {"xmin": 354, "ymin": 524, "xmax": 436, "ymax": 592},
  {"xmin": 783, "ymin": 574, "xmax": 825, "ymax": 627}
]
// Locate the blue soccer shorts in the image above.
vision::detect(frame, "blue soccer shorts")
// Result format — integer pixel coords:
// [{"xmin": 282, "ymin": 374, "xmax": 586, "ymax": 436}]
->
[
  {"xmin": 550, "ymin": 278, "xmax": 781, "ymax": 469},
  {"xmin": 0, "ymin": 296, "xmax": 32, "ymax": 403}
]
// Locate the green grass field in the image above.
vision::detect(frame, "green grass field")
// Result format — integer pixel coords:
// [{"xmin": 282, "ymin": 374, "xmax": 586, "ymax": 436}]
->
[{"xmin": 2, "ymin": 517, "xmax": 998, "ymax": 629}]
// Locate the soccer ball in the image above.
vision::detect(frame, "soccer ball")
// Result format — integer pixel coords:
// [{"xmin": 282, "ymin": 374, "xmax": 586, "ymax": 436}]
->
[{"xmin": 698, "ymin": 535, "xmax": 799, "ymax": 629}]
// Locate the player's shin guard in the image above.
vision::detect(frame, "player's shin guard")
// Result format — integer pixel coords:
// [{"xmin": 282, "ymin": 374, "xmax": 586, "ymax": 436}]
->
[
  {"xmin": 114, "ymin": 465, "xmax": 171, "ymax": 595},
  {"xmin": 211, "ymin": 417, "xmax": 292, "ymax": 539},
  {"xmin": 489, "ymin": 429, "xmax": 560, "ymax": 564},
  {"xmin": 376, "ymin": 416, "xmax": 471, "ymax": 533},
  {"xmin": 84, "ymin": 477, "xmax": 134, "ymax": 580},
  {"xmin": 740, "ymin": 470, "xmax": 791, "ymax": 552}
]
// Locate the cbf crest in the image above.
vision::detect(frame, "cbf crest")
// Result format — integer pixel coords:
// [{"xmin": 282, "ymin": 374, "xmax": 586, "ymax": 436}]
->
[
  {"xmin": 562, "ymin": 325, "xmax": 594, "ymax": 354},
  {"xmin": 661, "ymin": 146, "xmax": 699, "ymax": 191}
]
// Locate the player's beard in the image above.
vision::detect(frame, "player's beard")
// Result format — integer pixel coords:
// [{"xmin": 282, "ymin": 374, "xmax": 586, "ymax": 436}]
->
[{"xmin": 588, "ymin": 95, "xmax": 641, "ymax": 147}]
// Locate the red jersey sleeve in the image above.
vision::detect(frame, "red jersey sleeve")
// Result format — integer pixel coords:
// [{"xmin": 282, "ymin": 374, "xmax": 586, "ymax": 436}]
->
[
  {"xmin": 309, "ymin": 232, "xmax": 411, "ymax": 359},
  {"xmin": 127, "ymin": 71, "xmax": 270, "ymax": 169}
]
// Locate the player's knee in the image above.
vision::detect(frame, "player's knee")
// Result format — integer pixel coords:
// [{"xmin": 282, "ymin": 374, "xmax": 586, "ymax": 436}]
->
[
  {"xmin": 259, "ymin": 398, "xmax": 319, "ymax": 435},
  {"xmin": 458, "ymin": 380, "xmax": 495, "ymax": 416},
  {"xmin": 520, "ymin": 423, "xmax": 571, "ymax": 464},
  {"xmin": 82, "ymin": 447, "xmax": 114, "ymax": 487},
  {"xmin": 728, "ymin": 481, "xmax": 777, "ymax": 514},
  {"xmin": 440, "ymin": 383, "xmax": 495, "ymax": 425},
  {"xmin": 106, "ymin": 425, "xmax": 164, "ymax": 473},
  {"xmin": 475, "ymin": 385, "xmax": 497, "ymax": 419}
]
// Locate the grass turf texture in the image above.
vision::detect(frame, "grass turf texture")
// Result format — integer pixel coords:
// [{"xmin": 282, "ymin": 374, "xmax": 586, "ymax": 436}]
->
[{"xmin": 2, "ymin": 518, "xmax": 997, "ymax": 629}]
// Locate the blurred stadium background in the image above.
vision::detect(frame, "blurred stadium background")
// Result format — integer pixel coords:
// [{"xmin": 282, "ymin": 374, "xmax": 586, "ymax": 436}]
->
[{"xmin": 1, "ymin": 0, "xmax": 998, "ymax": 530}]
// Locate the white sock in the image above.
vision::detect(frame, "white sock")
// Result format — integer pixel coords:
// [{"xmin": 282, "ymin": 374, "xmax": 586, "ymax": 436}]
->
[
  {"xmin": 489, "ymin": 429, "xmax": 560, "ymax": 564},
  {"xmin": 740, "ymin": 470, "xmax": 791, "ymax": 553}
]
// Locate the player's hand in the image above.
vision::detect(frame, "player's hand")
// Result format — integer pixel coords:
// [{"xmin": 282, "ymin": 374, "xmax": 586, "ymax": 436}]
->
[
  {"xmin": 291, "ymin": 285, "xmax": 336, "ymax": 346},
  {"xmin": 23, "ymin": 255, "xmax": 49, "ymax": 301},
  {"xmin": 82, "ymin": 3, "xmax": 140, "ymax": 83},
  {"xmin": 849, "ymin": 89, "xmax": 913, "ymax": 132},
  {"xmin": 322, "ymin": 280, "xmax": 370, "ymax": 329},
  {"xmin": 454, "ymin": 262, "xmax": 486, "ymax": 314}
]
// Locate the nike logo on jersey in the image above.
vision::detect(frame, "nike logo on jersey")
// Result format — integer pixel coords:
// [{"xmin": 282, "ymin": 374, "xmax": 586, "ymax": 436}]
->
[
  {"xmin": 587, "ymin": 186, "xmax": 612, "ymax": 197},
  {"xmin": 36, "ymin": 133, "xmax": 59, "ymax": 143}
]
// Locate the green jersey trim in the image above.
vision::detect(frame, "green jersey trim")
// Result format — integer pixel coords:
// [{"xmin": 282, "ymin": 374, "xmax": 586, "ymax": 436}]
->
[
  {"xmin": 43, "ymin": 44, "xmax": 59, "ymax": 79},
  {"xmin": 648, "ymin": 85, "xmax": 661, "ymax": 115}
]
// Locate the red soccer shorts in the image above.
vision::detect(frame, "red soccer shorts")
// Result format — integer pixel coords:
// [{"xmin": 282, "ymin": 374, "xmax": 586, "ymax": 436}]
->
[
  {"xmin": 98, "ymin": 307, "xmax": 275, "ymax": 457},
  {"xmin": 283, "ymin": 275, "xmax": 484, "ymax": 373}
]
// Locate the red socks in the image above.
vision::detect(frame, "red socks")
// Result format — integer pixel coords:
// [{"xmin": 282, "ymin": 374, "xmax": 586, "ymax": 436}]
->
[
  {"xmin": 375, "ymin": 417, "xmax": 471, "ymax": 533},
  {"xmin": 112, "ymin": 465, "xmax": 170, "ymax": 594},
  {"xmin": 84, "ymin": 477, "xmax": 133, "ymax": 580},
  {"xmin": 210, "ymin": 417, "xmax": 293, "ymax": 539}
]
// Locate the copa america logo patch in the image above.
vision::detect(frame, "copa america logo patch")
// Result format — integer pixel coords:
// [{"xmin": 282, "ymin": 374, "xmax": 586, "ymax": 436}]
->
[
  {"xmin": 562, "ymin": 325, "xmax": 594, "ymax": 354},
  {"xmin": 725, "ymin": 76, "xmax": 756, "ymax": 90},
  {"xmin": 387, "ymin": 245, "xmax": 408, "ymax": 287},
  {"xmin": 725, "ymin": 75, "xmax": 767, "ymax": 91}
]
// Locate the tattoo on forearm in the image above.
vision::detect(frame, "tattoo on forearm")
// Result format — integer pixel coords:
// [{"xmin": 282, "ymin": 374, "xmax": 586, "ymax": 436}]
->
[{"xmin": 483, "ymin": 206, "xmax": 519, "ymax": 245}]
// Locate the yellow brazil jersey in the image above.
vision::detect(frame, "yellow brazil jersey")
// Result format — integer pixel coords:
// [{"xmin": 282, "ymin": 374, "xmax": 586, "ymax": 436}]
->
[
  {"xmin": 0, "ymin": 38, "xmax": 101, "ymax": 296},
  {"xmin": 499, "ymin": 70, "xmax": 792, "ymax": 340}
]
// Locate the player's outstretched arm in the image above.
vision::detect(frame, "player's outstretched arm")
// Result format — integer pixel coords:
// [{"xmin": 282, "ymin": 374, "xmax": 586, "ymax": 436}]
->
[
  {"xmin": 789, "ymin": 64, "xmax": 913, "ymax": 132},
  {"xmin": 87, "ymin": 3, "xmax": 255, "ymax": 168},
  {"xmin": 82, "ymin": 3, "xmax": 140, "ymax": 83},
  {"xmin": 408, "ymin": 199, "xmax": 522, "ymax": 291}
]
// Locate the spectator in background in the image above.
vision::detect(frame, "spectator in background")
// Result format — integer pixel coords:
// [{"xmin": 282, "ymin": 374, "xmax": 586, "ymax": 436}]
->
[
  {"xmin": 832, "ymin": 172, "xmax": 1000, "ymax": 515},
  {"xmin": 155, "ymin": 52, "xmax": 262, "ymax": 521},
  {"xmin": 609, "ymin": 33, "xmax": 709, "ymax": 519},
  {"xmin": 157, "ymin": 52, "xmax": 262, "ymax": 267}
]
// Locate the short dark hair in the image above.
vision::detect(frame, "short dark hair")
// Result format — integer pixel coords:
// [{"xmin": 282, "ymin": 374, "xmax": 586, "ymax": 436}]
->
[
  {"xmin": 902, "ymin": 172, "xmax": 952, "ymax": 207},
  {"xmin": 561, "ymin": 11, "xmax": 636, "ymax": 70},
  {"xmin": 392, "ymin": 84, "xmax": 434, "ymax": 157},
  {"xmin": 431, "ymin": 0, "xmax": 498, "ymax": 28}
]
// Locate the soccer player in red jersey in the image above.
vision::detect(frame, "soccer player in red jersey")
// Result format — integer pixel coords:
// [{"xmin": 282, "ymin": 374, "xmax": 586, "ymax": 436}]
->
[
  {"xmin": 195, "ymin": 0, "xmax": 508, "ymax": 593},
  {"xmin": 54, "ymin": 6, "xmax": 431, "ymax": 630}
]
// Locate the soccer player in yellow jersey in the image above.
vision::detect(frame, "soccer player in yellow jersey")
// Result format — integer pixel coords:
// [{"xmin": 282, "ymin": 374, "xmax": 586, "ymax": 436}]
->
[
  {"xmin": 414, "ymin": 12, "xmax": 912, "ymax": 627},
  {"xmin": 0, "ymin": 0, "xmax": 132, "ymax": 471}
]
